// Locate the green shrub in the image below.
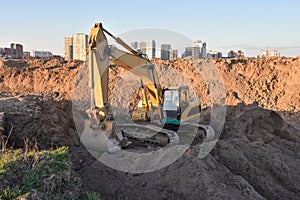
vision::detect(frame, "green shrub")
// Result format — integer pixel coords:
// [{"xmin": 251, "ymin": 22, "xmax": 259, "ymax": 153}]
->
[
  {"xmin": 81, "ymin": 192, "xmax": 101, "ymax": 200},
  {"xmin": 0, "ymin": 146, "xmax": 81, "ymax": 199}
]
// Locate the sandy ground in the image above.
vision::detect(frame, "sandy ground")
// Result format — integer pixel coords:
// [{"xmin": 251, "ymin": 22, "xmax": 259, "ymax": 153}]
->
[{"xmin": 0, "ymin": 57, "xmax": 299, "ymax": 199}]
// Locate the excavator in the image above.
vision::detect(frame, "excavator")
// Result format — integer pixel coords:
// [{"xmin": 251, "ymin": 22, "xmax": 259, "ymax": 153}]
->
[{"xmin": 80, "ymin": 22, "xmax": 215, "ymax": 153}]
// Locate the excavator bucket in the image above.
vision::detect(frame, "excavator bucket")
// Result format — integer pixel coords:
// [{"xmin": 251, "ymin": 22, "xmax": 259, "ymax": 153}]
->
[{"xmin": 80, "ymin": 119, "xmax": 131, "ymax": 153}]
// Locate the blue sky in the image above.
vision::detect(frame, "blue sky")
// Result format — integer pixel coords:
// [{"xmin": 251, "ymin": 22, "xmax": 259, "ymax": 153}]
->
[{"xmin": 1, "ymin": 0, "xmax": 300, "ymax": 56}]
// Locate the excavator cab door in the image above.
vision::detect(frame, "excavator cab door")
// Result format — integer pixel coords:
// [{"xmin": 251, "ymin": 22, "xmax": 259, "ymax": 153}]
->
[
  {"xmin": 179, "ymin": 86, "xmax": 190, "ymax": 113},
  {"xmin": 162, "ymin": 86, "xmax": 190, "ymax": 125}
]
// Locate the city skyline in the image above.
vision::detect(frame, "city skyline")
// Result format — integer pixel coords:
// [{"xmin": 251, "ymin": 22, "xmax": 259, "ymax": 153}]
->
[
  {"xmin": 0, "ymin": 37, "xmax": 289, "ymax": 60},
  {"xmin": 0, "ymin": 35, "xmax": 289, "ymax": 60},
  {"xmin": 1, "ymin": 0, "xmax": 300, "ymax": 57}
]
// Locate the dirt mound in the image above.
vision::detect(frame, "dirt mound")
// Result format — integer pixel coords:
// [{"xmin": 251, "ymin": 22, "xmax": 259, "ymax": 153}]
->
[
  {"xmin": 1, "ymin": 57, "xmax": 299, "ymax": 111},
  {"xmin": 0, "ymin": 58, "xmax": 81, "ymax": 99},
  {"xmin": 73, "ymin": 104, "xmax": 299, "ymax": 200},
  {"xmin": 154, "ymin": 56, "xmax": 300, "ymax": 112},
  {"xmin": 216, "ymin": 57, "xmax": 300, "ymax": 112}
]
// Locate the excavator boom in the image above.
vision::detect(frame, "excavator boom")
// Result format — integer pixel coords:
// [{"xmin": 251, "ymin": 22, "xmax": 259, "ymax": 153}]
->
[{"xmin": 88, "ymin": 23, "xmax": 163, "ymax": 121}]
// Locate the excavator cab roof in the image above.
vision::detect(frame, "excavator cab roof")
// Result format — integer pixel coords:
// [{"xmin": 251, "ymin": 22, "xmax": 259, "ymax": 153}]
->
[{"xmin": 164, "ymin": 85, "xmax": 189, "ymax": 91}]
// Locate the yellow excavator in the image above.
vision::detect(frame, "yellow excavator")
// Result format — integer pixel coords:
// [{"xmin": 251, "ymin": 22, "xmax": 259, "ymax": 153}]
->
[{"xmin": 81, "ymin": 22, "xmax": 214, "ymax": 153}]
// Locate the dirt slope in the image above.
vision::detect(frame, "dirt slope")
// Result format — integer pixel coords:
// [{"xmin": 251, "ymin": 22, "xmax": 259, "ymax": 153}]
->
[
  {"xmin": 0, "ymin": 59, "xmax": 80, "ymax": 99},
  {"xmin": 1, "ymin": 56, "xmax": 299, "ymax": 111}
]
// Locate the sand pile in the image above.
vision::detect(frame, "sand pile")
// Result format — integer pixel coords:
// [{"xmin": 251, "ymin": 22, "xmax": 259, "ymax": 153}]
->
[
  {"xmin": 1, "ymin": 56, "xmax": 299, "ymax": 111},
  {"xmin": 0, "ymin": 58, "xmax": 80, "ymax": 99},
  {"xmin": 153, "ymin": 56, "xmax": 300, "ymax": 112}
]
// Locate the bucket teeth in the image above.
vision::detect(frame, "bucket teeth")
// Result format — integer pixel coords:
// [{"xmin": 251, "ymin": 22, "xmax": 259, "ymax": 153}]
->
[{"xmin": 107, "ymin": 138, "xmax": 121, "ymax": 153}]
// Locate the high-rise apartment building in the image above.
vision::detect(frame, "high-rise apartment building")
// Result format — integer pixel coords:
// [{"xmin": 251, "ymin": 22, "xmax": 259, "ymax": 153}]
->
[
  {"xmin": 169, "ymin": 49, "xmax": 178, "ymax": 59},
  {"xmin": 138, "ymin": 41, "xmax": 147, "ymax": 55},
  {"xmin": 182, "ymin": 42, "xmax": 206, "ymax": 59},
  {"xmin": 161, "ymin": 44, "xmax": 171, "ymax": 60},
  {"xmin": 137, "ymin": 40, "xmax": 155, "ymax": 59},
  {"xmin": 201, "ymin": 42, "xmax": 207, "ymax": 58},
  {"xmin": 4, "ymin": 48, "xmax": 11, "ymax": 56},
  {"xmin": 146, "ymin": 40, "xmax": 155, "ymax": 59},
  {"xmin": 30, "ymin": 50, "xmax": 52, "ymax": 58},
  {"xmin": 64, "ymin": 37, "xmax": 73, "ymax": 61},
  {"xmin": 130, "ymin": 41, "xmax": 138, "ymax": 49},
  {"xmin": 64, "ymin": 33, "xmax": 88, "ymax": 61},
  {"xmin": 10, "ymin": 43, "xmax": 16, "ymax": 57},
  {"xmin": 72, "ymin": 33, "xmax": 88, "ymax": 61},
  {"xmin": 207, "ymin": 50, "xmax": 222, "ymax": 58},
  {"xmin": 15, "ymin": 44, "xmax": 23, "ymax": 58},
  {"xmin": 10, "ymin": 43, "xmax": 23, "ymax": 58},
  {"xmin": 182, "ymin": 46, "xmax": 200, "ymax": 58}
]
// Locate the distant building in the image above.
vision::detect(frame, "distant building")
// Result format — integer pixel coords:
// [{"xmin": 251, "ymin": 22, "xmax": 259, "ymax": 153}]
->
[
  {"xmin": 146, "ymin": 40, "xmax": 155, "ymax": 59},
  {"xmin": 261, "ymin": 49, "xmax": 280, "ymax": 58},
  {"xmin": 161, "ymin": 44, "xmax": 171, "ymax": 60},
  {"xmin": 182, "ymin": 40, "xmax": 205, "ymax": 58},
  {"xmin": 193, "ymin": 40, "xmax": 202, "ymax": 58},
  {"xmin": 228, "ymin": 50, "xmax": 238, "ymax": 58},
  {"xmin": 130, "ymin": 41, "xmax": 138, "ymax": 49},
  {"xmin": 207, "ymin": 50, "xmax": 222, "ymax": 58},
  {"xmin": 64, "ymin": 33, "xmax": 88, "ymax": 61},
  {"xmin": 138, "ymin": 41, "xmax": 147, "ymax": 55},
  {"xmin": 64, "ymin": 37, "xmax": 73, "ymax": 61},
  {"xmin": 30, "ymin": 50, "xmax": 52, "ymax": 58},
  {"xmin": 182, "ymin": 47, "xmax": 193, "ymax": 57},
  {"xmin": 72, "ymin": 33, "xmax": 88, "ymax": 61},
  {"xmin": 53, "ymin": 55, "xmax": 63, "ymax": 60},
  {"xmin": 194, "ymin": 46, "xmax": 201, "ymax": 58},
  {"xmin": 15, "ymin": 44, "xmax": 23, "ymax": 58},
  {"xmin": 201, "ymin": 42, "xmax": 207, "ymax": 58},
  {"xmin": 10, "ymin": 43, "xmax": 16, "ymax": 57},
  {"xmin": 4, "ymin": 48, "xmax": 11, "ymax": 56},
  {"xmin": 137, "ymin": 40, "xmax": 156, "ymax": 59},
  {"xmin": 0, "ymin": 48, "xmax": 3, "ymax": 57},
  {"xmin": 237, "ymin": 50, "xmax": 244, "ymax": 57},
  {"xmin": 23, "ymin": 51, "xmax": 30, "ymax": 57},
  {"xmin": 182, "ymin": 46, "xmax": 200, "ymax": 58},
  {"xmin": 10, "ymin": 43, "xmax": 23, "ymax": 58},
  {"xmin": 169, "ymin": 49, "xmax": 178, "ymax": 59},
  {"xmin": 228, "ymin": 50, "xmax": 244, "ymax": 58},
  {"xmin": 218, "ymin": 52, "xmax": 222, "ymax": 58},
  {"xmin": 271, "ymin": 50, "xmax": 280, "ymax": 57}
]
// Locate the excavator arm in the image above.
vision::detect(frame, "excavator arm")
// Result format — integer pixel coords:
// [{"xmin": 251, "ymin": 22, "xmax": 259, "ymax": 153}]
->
[
  {"xmin": 88, "ymin": 23, "xmax": 163, "ymax": 123},
  {"xmin": 81, "ymin": 22, "xmax": 170, "ymax": 152}
]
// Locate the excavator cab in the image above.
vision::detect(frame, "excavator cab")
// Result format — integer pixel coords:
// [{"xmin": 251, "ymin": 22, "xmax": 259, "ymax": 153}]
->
[{"xmin": 162, "ymin": 86, "xmax": 190, "ymax": 125}]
